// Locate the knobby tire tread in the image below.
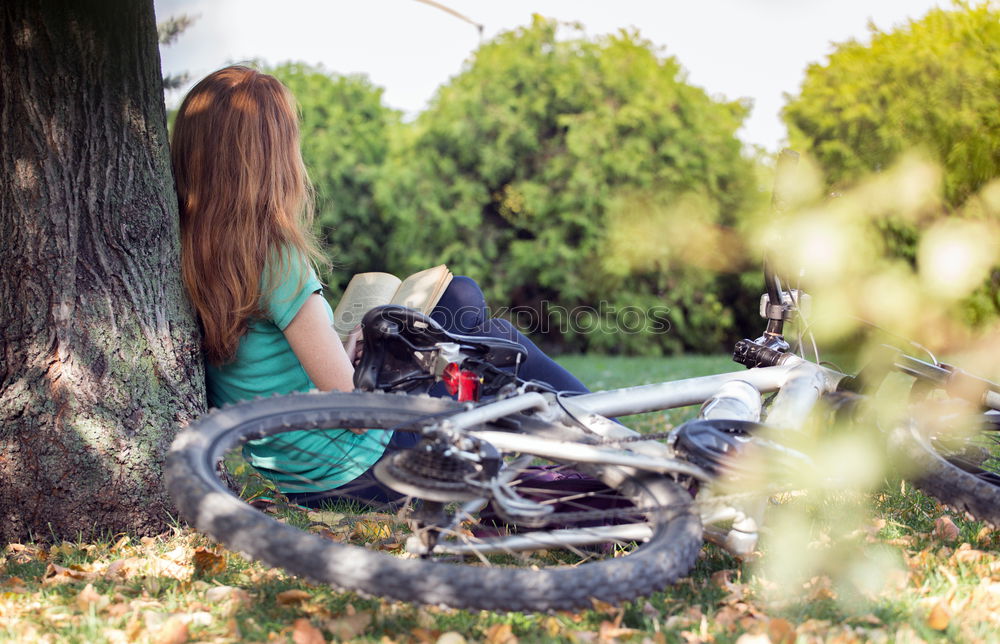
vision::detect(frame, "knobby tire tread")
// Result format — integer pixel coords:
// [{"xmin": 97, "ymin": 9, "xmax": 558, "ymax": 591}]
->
[
  {"xmin": 166, "ymin": 391, "xmax": 703, "ymax": 611},
  {"xmin": 890, "ymin": 423, "xmax": 1000, "ymax": 528}
]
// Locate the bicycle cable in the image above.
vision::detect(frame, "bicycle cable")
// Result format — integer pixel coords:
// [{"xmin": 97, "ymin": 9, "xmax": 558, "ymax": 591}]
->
[{"xmin": 849, "ymin": 315, "xmax": 939, "ymax": 364}]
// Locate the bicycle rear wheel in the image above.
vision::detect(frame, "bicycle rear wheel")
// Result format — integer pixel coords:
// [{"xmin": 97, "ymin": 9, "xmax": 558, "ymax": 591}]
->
[
  {"xmin": 890, "ymin": 412, "xmax": 1000, "ymax": 527},
  {"xmin": 166, "ymin": 391, "xmax": 703, "ymax": 611}
]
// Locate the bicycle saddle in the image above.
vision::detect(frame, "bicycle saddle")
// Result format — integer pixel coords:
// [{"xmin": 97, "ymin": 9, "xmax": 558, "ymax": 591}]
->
[{"xmin": 353, "ymin": 304, "xmax": 528, "ymax": 393}]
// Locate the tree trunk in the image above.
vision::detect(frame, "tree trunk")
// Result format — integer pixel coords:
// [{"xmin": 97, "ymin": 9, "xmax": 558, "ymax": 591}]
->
[{"xmin": 0, "ymin": 0, "xmax": 205, "ymax": 542}]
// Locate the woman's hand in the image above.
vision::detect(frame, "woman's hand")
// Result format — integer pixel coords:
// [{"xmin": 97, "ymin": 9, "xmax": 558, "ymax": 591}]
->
[
  {"xmin": 343, "ymin": 326, "xmax": 366, "ymax": 434},
  {"xmin": 343, "ymin": 325, "xmax": 364, "ymax": 366}
]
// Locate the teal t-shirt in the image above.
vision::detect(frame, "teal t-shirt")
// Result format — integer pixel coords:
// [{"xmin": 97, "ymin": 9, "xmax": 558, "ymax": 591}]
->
[{"xmin": 205, "ymin": 249, "xmax": 389, "ymax": 493}]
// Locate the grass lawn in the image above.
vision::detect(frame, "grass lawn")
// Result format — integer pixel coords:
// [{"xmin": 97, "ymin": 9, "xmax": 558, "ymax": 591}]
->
[
  {"xmin": 1, "ymin": 355, "xmax": 999, "ymax": 643},
  {"xmin": 558, "ymin": 353, "xmax": 740, "ymax": 391}
]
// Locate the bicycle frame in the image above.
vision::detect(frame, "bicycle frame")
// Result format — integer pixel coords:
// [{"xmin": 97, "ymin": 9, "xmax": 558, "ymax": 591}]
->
[{"xmin": 414, "ymin": 355, "xmax": 845, "ymax": 559}]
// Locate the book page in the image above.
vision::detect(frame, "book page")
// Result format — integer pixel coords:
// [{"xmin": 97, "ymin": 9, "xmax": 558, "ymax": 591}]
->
[
  {"xmin": 332, "ymin": 272, "xmax": 402, "ymax": 339},
  {"xmin": 390, "ymin": 264, "xmax": 454, "ymax": 315}
]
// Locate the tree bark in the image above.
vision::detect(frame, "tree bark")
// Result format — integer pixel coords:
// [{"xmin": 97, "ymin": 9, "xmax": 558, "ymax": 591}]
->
[{"xmin": 0, "ymin": 0, "xmax": 205, "ymax": 541}]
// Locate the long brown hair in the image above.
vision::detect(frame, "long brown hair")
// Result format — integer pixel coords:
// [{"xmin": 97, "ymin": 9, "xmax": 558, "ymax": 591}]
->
[{"xmin": 171, "ymin": 65, "xmax": 323, "ymax": 365}]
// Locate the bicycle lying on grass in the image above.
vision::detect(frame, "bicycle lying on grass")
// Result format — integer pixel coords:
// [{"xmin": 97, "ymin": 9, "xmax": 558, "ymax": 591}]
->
[{"xmin": 166, "ymin": 256, "xmax": 1000, "ymax": 611}]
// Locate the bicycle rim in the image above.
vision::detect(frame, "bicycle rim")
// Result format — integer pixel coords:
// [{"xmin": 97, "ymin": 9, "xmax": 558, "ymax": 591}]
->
[{"xmin": 891, "ymin": 412, "xmax": 1000, "ymax": 527}]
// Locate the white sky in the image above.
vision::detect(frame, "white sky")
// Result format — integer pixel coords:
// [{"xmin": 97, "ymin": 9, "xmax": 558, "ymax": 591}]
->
[{"xmin": 154, "ymin": 0, "xmax": 946, "ymax": 151}]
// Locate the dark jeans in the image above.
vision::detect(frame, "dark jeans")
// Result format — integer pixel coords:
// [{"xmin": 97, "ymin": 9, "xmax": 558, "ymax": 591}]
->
[
  {"xmin": 429, "ymin": 276, "xmax": 589, "ymax": 395},
  {"xmin": 287, "ymin": 276, "xmax": 590, "ymax": 508}
]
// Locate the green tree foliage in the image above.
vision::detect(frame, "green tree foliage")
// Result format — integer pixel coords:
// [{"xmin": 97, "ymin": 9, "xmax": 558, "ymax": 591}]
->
[
  {"xmin": 377, "ymin": 17, "xmax": 759, "ymax": 353},
  {"xmin": 267, "ymin": 63, "xmax": 401, "ymax": 293},
  {"xmin": 783, "ymin": 2, "xmax": 1000, "ymax": 208}
]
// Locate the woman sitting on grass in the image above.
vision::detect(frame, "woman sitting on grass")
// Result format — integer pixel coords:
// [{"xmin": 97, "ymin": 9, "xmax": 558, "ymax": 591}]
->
[{"xmin": 170, "ymin": 65, "xmax": 589, "ymax": 506}]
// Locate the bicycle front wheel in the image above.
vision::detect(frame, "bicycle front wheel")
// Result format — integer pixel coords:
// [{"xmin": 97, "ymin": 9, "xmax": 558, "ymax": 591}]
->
[
  {"xmin": 890, "ymin": 412, "xmax": 1000, "ymax": 526},
  {"xmin": 166, "ymin": 391, "xmax": 703, "ymax": 611}
]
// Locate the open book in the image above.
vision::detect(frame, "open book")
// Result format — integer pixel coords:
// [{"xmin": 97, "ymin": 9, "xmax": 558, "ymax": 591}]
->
[{"xmin": 332, "ymin": 264, "xmax": 453, "ymax": 340}]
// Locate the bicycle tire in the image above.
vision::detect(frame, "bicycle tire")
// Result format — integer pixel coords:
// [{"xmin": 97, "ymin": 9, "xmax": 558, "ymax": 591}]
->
[
  {"xmin": 166, "ymin": 391, "xmax": 703, "ymax": 611},
  {"xmin": 889, "ymin": 416, "xmax": 1000, "ymax": 527}
]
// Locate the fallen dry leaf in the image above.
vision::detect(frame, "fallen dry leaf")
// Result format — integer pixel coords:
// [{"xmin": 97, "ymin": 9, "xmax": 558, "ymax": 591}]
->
[
  {"xmin": 205, "ymin": 585, "xmax": 252, "ymax": 610},
  {"xmin": 111, "ymin": 535, "xmax": 131, "ymax": 552},
  {"xmin": 589, "ymin": 598, "xmax": 618, "ymax": 615},
  {"xmin": 292, "ymin": 618, "xmax": 326, "ymax": 644},
  {"xmin": 734, "ymin": 634, "xmax": 770, "ymax": 644},
  {"xmin": 933, "ymin": 516, "xmax": 960, "ymax": 543},
  {"xmin": 767, "ymin": 617, "xmax": 796, "ymax": 644},
  {"xmin": 484, "ymin": 622, "xmax": 516, "ymax": 644},
  {"xmin": 951, "ymin": 543, "xmax": 987, "ymax": 564},
  {"xmin": 351, "ymin": 519, "xmax": 392, "ymax": 542},
  {"xmin": 710, "ymin": 569, "xmax": 737, "ymax": 589},
  {"xmin": 76, "ymin": 583, "xmax": 109, "ymax": 612},
  {"xmin": 796, "ymin": 618, "xmax": 832, "ymax": 634},
  {"xmin": 6, "ymin": 543, "xmax": 45, "ymax": 564},
  {"xmin": 145, "ymin": 556, "xmax": 191, "ymax": 580},
  {"xmin": 980, "ymin": 581, "xmax": 1000, "ymax": 598},
  {"xmin": 542, "ymin": 617, "xmax": 563, "ymax": 638},
  {"xmin": 44, "ymin": 563, "xmax": 96, "ymax": 586},
  {"xmin": 163, "ymin": 545, "xmax": 191, "ymax": 563},
  {"xmin": 803, "ymin": 576, "xmax": 836, "ymax": 602},
  {"xmin": 125, "ymin": 614, "xmax": 144, "ymax": 641},
  {"xmin": 49, "ymin": 542, "xmax": 73, "ymax": 558},
  {"xmin": 277, "ymin": 589, "xmax": 312, "ymax": 605},
  {"xmin": 225, "ymin": 616, "xmax": 242, "ymax": 639},
  {"xmin": 152, "ymin": 616, "xmax": 189, "ymax": 644},
  {"xmin": 176, "ymin": 611, "xmax": 213, "ymax": 627},
  {"xmin": 103, "ymin": 559, "xmax": 128, "ymax": 580},
  {"xmin": 599, "ymin": 621, "xmax": 639, "ymax": 640},
  {"xmin": 307, "ymin": 510, "xmax": 347, "ymax": 525},
  {"xmin": 410, "ymin": 627, "xmax": 441, "ymax": 643},
  {"xmin": 192, "ymin": 547, "xmax": 227, "ymax": 577},
  {"xmin": 325, "ymin": 611, "xmax": 372, "ymax": 640},
  {"xmin": 926, "ymin": 601, "xmax": 950, "ymax": 631},
  {"xmin": 103, "ymin": 627, "xmax": 129, "ymax": 644},
  {"xmin": 2, "ymin": 576, "xmax": 29, "ymax": 593},
  {"xmin": 415, "ymin": 608, "xmax": 438, "ymax": 630},
  {"xmin": 849, "ymin": 614, "xmax": 882, "ymax": 626},
  {"xmin": 106, "ymin": 602, "xmax": 131, "ymax": 619}
]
